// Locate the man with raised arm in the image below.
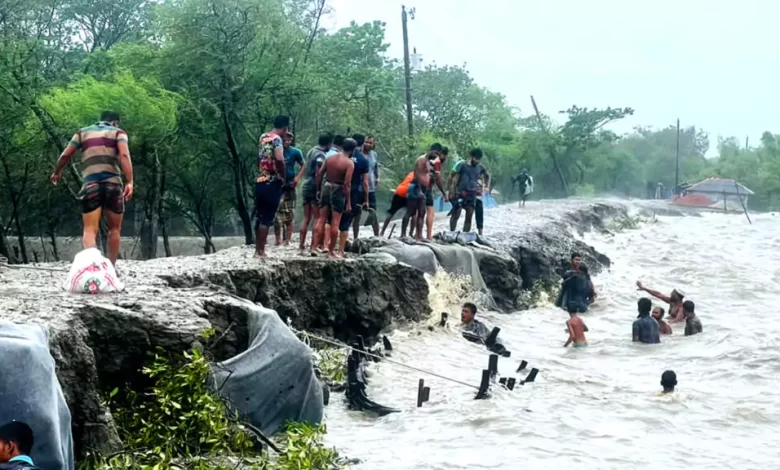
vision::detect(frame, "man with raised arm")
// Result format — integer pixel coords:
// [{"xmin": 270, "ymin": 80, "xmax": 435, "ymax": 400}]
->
[
  {"xmin": 636, "ymin": 281, "xmax": 686, "ymax": 323},
  {"xmin": 51, "ymin": 111, "xmax": 133, "ymax": 269}
]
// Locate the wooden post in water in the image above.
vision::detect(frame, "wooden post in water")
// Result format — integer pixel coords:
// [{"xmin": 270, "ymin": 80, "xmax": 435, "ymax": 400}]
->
[
  {"xmin": 734, "ymin": 181, "xmax": 752, "ymax": 224},
  {"xmin": 723, "ymin": 191, "xmax": 727, "ymax": 212}
]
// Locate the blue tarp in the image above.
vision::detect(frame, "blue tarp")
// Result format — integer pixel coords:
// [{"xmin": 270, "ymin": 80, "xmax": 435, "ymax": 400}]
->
[
  {"xmin": 0, "ymin": 322, "xmax": 74, "ymax": 470},
  {"xmin": 434, "ymin": 194, "xmax": 498, "ymax": 213}
]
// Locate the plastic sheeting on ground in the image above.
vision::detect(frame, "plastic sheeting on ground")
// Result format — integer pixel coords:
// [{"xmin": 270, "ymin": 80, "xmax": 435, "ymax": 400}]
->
[
  {"xmin": 373, "ymin": 240, "xmax": 439, "ymax": 274},
  {"xmin": 209, "ymin": 300, "xmax": 324, "ymax": 436},
  {"xmin": 0, "ymin": 322, "xmax": 74, "ymax": 470},
  {"xmin": 370, "ymin": 239, "xmax": 497, "ymax": 309}
]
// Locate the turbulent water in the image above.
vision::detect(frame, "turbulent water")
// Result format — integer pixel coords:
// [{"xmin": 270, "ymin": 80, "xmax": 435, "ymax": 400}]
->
[{"xmin": 325, "ymin": 207, "xmax": 780, "ymax": 469}]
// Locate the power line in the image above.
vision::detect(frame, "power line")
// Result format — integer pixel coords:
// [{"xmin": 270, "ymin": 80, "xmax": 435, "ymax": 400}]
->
[{"xmin": 292, "ymin": 326, "xmax": 480, "ymax": 390}]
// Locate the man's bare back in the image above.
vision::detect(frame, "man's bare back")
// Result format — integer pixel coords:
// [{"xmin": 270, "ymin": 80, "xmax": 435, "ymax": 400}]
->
[
  {"xmin": 325, "ymin": 153, "xmax": 352, "ymax": 185},
  {"xmin": 565, "ymin": 314, "xmax": 588, "ymax": 347}
]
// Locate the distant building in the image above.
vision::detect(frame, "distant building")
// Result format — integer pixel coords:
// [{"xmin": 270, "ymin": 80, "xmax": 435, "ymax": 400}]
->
[{"xmin": 672, "ymin": 177, "xmax": 754, "ymax": 211}]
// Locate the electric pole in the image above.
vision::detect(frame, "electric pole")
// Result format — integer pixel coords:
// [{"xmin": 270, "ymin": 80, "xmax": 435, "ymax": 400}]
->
[
  {"xmin": 675, "ymin": 118, "xmax": 680, "ymax": 187},
  {"xmin": 402, "ymin": 5, "xmax": 414, "ymax": 139}
]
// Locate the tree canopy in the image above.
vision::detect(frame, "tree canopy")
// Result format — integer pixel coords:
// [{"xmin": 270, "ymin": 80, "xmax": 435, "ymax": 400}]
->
[{"xmin": 0, "ymin": 0, "xmax": 777, "ymax": 263}]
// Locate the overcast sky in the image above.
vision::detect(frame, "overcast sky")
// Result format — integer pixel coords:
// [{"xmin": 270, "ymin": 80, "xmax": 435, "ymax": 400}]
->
[{"xmin": 327, "ymin": 0, "xmax": 777, "ymax": 154}]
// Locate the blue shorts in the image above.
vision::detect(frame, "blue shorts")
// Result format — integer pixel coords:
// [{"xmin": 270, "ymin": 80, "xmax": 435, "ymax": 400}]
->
[
  {"xmin": 255, "ymin": 179, "xmax": 283, "ymax": 228},
  {"xmin": 573, "ymin": 343, "xmax": 588, "ymax": 348}
]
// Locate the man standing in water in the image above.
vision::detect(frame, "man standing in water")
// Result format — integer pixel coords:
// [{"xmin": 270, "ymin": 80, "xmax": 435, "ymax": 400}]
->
[
  {"xmin": 659, "ymin": 370, "xmax": 677, "ymax": 394},
  {"xmin": 652, "ymin": 306, "xmax": 673, "ymax": 335},
  {"xmin": 312, "ymin": 138, "xmax": 355, "ymax": 258},
  {"xmin": 636, "ymin": 281, "xmax": 685, "ymax": 323},
  {"xmin": 254, "ymin": 115, "xmax": 289, "ymax": 257},
  {"xmin": 51, "ymin": 111, "xmax": 134, "ymax": 268},
  {"xmin": 460, "ymin": 302, "xmax": 491, "ymax": 342},
  {"xmin": 683, "ymin": 300, "xmax": 703, "ymax": 336},
  {"xmin": 299, "ymin": 133, "xmax": 333, "ymax": 252},
  {"xmin": 275, "ymin": 132, "xmax": 305, "ymax": 246},
  {"xmin": 633, "ymin": 298, "xmax": 661, "ymax": 344},
  {"xmin": 564, "ymin": 305, "xmax": 589, "ymax": 348},
  {"xmin": 556, "ymin": 253, "xmax": 597, "ymax": 312}
]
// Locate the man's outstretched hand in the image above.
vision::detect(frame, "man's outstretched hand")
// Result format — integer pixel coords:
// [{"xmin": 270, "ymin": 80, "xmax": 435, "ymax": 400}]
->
[
  {"xmin": 636, "ymin": 281, "xmax": 645, "ymax": 291},
  {"xmin": 50, "ymin": 172, "xmax": 61, "ymax": 185},
  {"xmin": 124, "ymin": 182, "xmax": 134, "ymax": 201}
]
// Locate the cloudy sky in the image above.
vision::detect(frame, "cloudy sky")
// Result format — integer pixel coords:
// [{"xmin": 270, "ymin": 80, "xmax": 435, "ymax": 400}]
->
[{"xmin": 327, "ymin": 0, "xmax": 777, "ymax": 153}]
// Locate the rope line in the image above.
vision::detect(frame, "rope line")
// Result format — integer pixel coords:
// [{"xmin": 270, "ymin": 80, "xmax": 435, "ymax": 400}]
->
[
  {"xmin": 292, "ymin": 327, "xmax": 481, "ymax": 390},
  {"xmin": 0, "ymin": 257, "xmax": 68, "ymax": 272}
]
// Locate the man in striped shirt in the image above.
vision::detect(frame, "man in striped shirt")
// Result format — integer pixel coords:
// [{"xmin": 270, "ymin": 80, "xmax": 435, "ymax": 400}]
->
[{"xmin": 51, "ymin": 111, "xmax": 134, "ymax": 268}]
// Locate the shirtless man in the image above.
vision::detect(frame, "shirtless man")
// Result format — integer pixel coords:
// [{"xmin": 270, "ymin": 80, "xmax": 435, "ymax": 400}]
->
[
  {"xmin": 652, "ymin": 306, "xmax": 673, "ymax": 335},
  {"xmin": 401, "ymin": 143, "xmax": 442, "ymax": 241},
  {"xmin": 636, "ymin": 281, "xmax": 685, "ymax": 323},
  {"xmin": 423, "ymin": 146, "xmax": 448, "ymax": 240},
  {"xmin": 564, "ymin": 305, "xmax": 588, "ymax": 347},
  {"xmin": 311, "ymin": 138, "xmax": 355, "ymax": 258}
]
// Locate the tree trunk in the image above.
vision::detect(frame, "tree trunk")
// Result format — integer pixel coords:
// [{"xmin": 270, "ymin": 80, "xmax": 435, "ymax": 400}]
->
[
  {"xmin": 38, "ymin": 231, "xmax": 48, "ymax": 262},
  {"xmin": 0, "ymin": 228, "xmax": 14, "ymax": 263},
  {"xmin": 159, "ymin": 168, "xmax": 172, "ymax": 257},
  {"xmin": 222, "ymin": 106, "xmax": 254, "ymax": 245},
  {"xmin": 49, "ymin": 232, "xmax": 59, "ymax": 261},
  {"xmin": 13, "ymin": 214, "xmax": 29, "ymax": 264},
  {"xmin": 140, "ymin": 148, "xmax": 161, "ymax": 260}
]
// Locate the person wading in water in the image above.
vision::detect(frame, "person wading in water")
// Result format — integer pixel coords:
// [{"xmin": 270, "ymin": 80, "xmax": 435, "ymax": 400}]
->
[
  {"xmin": 636, "ymin": 281, "xmax": 685, "ymax": 323},
  {"xmin": 652, "ymin": 306, "xmax": 673, "ymax": 335},
  {"xmin": 51, "ymin": 111, "xmax": 134, "ymax": 270}
]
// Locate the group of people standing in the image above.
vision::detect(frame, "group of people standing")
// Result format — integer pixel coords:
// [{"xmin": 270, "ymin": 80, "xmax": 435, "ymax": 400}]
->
[
  {"xmin": 254, "ymin": 115, "xmax": 507, "ymax": 257},
  {"xmin": 253, "ymin": 116, "xmax": 379, "ymax": 258},
  {"xmin": 378, "ymin": 145, "xmax": 494, "ymax": 240}
]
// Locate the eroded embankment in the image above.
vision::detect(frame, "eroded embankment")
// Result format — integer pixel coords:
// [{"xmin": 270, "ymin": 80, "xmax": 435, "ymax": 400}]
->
[{"xmin": 0, "ymin": 198, "xmax": 684, "ymax": 460}]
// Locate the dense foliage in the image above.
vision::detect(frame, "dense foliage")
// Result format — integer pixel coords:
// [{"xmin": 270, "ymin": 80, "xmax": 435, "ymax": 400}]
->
[
  {"xmin": 80, "ymin": 347, "xmax": 344, "ymax": 470},
  {"xmin": 1, "ymin": 0, "xmax": 777, "ymax": 262}
]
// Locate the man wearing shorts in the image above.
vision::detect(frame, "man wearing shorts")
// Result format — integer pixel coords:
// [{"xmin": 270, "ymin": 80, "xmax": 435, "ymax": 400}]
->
[
  {"xmin": 51, "ymin": 111, "xmax": 134, "ymax": 268},
  {"xmin": 254, "ymin": 115, "xmax": 289, "ymax": 257},
  {"xmin": 274, "ymin": 132, "xmax": 305, "ymax": 246},
  {"xmin": 380, "ymin": 171, "xmax": 414, "ymax": 236},
  {"xmin": 402, "ymin": 143, "xmax": 443, "ymax": 240},
  {"xmin": 312, "ymin": 138, "xmax": 356, "ymax": 258},
  {"xmin": 299, "ymin": 133, "xmax": 333, "ymax": 252},
  {"xmin": 449, "ymin": 148, "xmax": 489, "ymax": 233},
  {"xmin": 339, "ymin": 134, "xmax": 369, "ymax": 252},
  {"xmin": 358, "ymin": 135, "xmax": 380, "ymax": 236},
  {"xmin": 423, "ymin": 145, "xmax": 448, "ymax": 240}
]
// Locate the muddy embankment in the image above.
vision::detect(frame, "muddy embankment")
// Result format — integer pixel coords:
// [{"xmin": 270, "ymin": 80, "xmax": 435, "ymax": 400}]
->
[{"xmin": 0, "ymin": 198, "xmax": 685, "ymax": 460}]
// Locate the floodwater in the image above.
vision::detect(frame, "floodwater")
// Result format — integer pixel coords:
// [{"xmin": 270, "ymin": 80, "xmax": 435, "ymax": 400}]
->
[{"xmin": 325, "ymin": 207, "xmax": 780, "ymax": 469}]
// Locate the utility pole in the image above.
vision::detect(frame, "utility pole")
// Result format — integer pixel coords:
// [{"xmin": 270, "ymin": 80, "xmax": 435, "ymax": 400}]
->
[
  {"xmin": 675, "ymin": 118, "xmax": 680, "ymax": 187},
  {"xmin": 402, "ymin": 5, "xmax": 414, "ymax": 140}
]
